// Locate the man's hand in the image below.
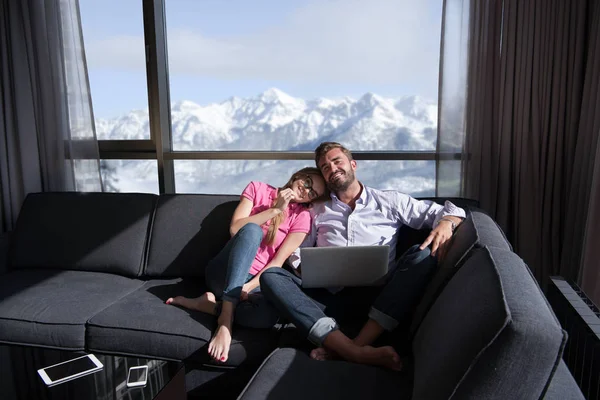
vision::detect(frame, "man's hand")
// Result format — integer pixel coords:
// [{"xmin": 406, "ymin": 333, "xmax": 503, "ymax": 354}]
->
[{"xmin": 419, "ymin": 218, "xmax": 459, "ymax": 261}]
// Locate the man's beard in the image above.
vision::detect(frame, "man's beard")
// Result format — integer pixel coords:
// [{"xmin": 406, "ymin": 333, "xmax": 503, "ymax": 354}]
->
[{"xmin": 327, "ymin": 169, "xmax": 355, "ymax": 192}]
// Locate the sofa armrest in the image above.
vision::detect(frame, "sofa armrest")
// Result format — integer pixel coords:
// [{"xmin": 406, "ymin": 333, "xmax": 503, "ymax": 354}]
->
[
  {"xmin": 542, "ymin": 360, "xmax": 585, "ymax": 399},
  {"xmin": 0, "ymin": 231, "xmax": 11, "ymax": 274}
]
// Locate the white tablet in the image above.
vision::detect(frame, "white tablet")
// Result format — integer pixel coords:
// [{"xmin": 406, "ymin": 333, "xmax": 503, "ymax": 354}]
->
[{"xmin": 37, "ymin": 354, "xmax": 104, "ymax": 387}]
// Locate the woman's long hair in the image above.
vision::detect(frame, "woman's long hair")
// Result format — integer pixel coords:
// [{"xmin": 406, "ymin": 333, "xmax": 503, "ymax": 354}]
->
[{"xmin": 265, "ymin": 167, "xmax": 329, "ymax": 245}]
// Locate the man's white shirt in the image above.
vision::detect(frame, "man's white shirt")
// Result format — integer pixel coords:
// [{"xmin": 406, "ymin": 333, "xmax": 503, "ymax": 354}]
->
[{"xmin": 288, "ymin": 184, "xmax": 466, "ymax": 274}]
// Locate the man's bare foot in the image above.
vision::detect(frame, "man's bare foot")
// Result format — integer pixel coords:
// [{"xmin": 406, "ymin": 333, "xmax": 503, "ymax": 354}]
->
[
  {"xmin": 312, "ymin": 345, "xmax": 401, "ymax": 371},
  {"xmin": 165, "ymin": 292, "xmax": 217, "ymax": 315},
  {"xmin": 208, "ymin": 324, "xmax": 232, "ymax": 362},
  {"xmin": 353, "ymin": 345, "xmax": 402, "ymax": 371},
  {"xmin": 310, "ymin": 347, "xmax": 338, "ymax": 361}
]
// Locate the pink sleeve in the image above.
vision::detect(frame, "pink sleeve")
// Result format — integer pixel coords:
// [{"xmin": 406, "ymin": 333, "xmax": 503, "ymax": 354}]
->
[
  {"xmin": 241, "ymin": 181, "xmax": 258, "ymax": 202},
  {"xmin": 289, "ymin": 209, "xmax": 311, "ymax": 233}
]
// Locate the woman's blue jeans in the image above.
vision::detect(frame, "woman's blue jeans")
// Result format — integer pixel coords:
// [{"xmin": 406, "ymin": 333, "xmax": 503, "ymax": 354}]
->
[
  {"xmin": 260, "ymin": 244, "xmax": 437, "ymax": 345},
  {"xmin": 204, "ymin": 223, "xmax": 280, "ymax": 329}
]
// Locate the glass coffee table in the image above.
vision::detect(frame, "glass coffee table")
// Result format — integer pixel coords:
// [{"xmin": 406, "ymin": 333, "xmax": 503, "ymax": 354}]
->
[{"xmin": 0, "ymin": 345, "xmax": 185, "ymax": 400}]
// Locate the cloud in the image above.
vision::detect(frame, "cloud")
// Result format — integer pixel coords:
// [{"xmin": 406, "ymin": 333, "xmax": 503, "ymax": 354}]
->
[
  {"xmin": 86, "ymin": 35, "xmax": 146, "ymax": 70},
  {"xmin": 84, "ymin": 0, "xmax": 441, "ymax": 96}
]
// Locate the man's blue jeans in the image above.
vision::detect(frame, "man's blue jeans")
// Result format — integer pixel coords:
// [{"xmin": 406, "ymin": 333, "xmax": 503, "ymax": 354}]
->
[
  {"xmin": 260, "ymin": 245, "xmax": 436, "ymax": 346},
  {"xmin": 204, "ymin": 223, "xmax": 279, "ymax": 329}
]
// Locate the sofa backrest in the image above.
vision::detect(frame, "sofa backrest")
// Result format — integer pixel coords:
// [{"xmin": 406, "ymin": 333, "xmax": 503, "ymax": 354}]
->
[
  {"xmin": 10, "ymin": 192, "xmax": 157, "ymax": 277},
  {"xmin": 144, "ymin": 194, "xmax": 239, "ymax": 278},
  {"xmin": 409, "ymin": 208, "xmax": 513, "ymax": 334},
  {"xmin": 412, "ymin": 246, "xmax": 566, "ymax": 400},
  {"xmin": 0, "ymin": 231, "xmax": 10, "ymax": 275}
]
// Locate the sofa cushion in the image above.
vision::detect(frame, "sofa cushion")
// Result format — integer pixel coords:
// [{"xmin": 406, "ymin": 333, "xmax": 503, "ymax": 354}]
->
[
  {"xmin": 412, "ymin": 246, "xmax": 566, "ymax": 400},
  {"xmin": 144, "ymin": 194, "xmax": 239, "ymax": 277},
  {"xmin": 0, "ymin": 269, "xmax": 144, "ymax": 350},
  {"xmin": 10, "ymin": 192, "xmax": 157, "ymax": 277},
  {"xmin": 238, "ymin": 348, "xmax": 412, "ymax": 400},
  {"xmin": 410, "ymin": 209, "xmax": 513, "ymax": 335},
  {"xmin": 442, "ymin": 209, "xmax": 512, "ymax": 267},
  {"xmin": 86, "ymin": 278, "xmax": 279, "ymax": 365}
]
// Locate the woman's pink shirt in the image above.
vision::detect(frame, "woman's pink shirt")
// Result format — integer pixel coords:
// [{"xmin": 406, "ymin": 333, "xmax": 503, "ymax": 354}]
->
[{"xmin": 242, "ymin": 181, "xmax": 311, "ymax": 275}]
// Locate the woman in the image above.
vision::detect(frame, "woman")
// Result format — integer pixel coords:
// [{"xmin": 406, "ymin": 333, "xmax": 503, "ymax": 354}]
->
[{"xmin": 166, "ymin": 167, "xmax": 328, "ymax": 362}]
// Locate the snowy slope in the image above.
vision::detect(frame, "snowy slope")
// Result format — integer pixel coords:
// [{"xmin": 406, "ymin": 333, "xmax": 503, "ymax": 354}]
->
[{"xmin": 97, "ymin": 88, "xmax": 438, "ymax": 195}]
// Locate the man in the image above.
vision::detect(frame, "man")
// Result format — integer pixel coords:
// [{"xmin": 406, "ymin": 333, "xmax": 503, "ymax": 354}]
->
[{"xmin": 260, "ymin": 142, "xmax": 465, "ymax": 370}]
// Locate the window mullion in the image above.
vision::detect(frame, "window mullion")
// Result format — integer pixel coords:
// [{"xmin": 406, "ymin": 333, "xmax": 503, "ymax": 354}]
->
[{"xmin": 143, "ymin": 0, "xmax": 175, "ymax": 194}]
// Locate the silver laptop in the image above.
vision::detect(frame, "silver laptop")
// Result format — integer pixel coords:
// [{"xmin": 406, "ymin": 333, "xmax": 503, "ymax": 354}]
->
[{"xmin": 300, "ymin": 245, "xmax": 390, "ymax": 288}]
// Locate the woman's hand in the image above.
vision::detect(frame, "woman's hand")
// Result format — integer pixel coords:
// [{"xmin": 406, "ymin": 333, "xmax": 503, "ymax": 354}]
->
[
  {"xmin": 240, "ymin": 281, "xmax": 257, "ymax": 301},
  {"xmin": 273, "ymin": 188, "xmax": 297, "ymax": 212}
]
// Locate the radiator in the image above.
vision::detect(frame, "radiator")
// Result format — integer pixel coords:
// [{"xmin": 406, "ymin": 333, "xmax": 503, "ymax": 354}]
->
[{"xmin": 548, "ymin": 276, "xmax": 600, "ymax": 400}]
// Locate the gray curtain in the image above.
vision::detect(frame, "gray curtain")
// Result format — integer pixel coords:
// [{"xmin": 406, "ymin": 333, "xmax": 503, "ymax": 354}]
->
[
  {"xmin": 461, "ymin": 0, "xmax": 600, "ymax": 295},
  {"xmin": 0, "ymin": 0, "xmax": 102, "ymax": 234},
  {"xmin": 574, "ymin": 0, "xmax": 600, "ymax": 306}
]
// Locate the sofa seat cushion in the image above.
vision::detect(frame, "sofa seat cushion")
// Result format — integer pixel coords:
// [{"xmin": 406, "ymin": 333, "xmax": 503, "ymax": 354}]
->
[
  {"xmin": 239, "ymin": 348, "xmax": 412, "ymax": 400},
  {"xmin": 86, "ymin": 278, "xmax": 279, "ymax": 365},
  {"xmin": 0, "ymin": 269, "xmax": 144, "ymax": 350},
  {"xmin": 412, "ymin": 246, "xmax": 566, "ymax": 400}
]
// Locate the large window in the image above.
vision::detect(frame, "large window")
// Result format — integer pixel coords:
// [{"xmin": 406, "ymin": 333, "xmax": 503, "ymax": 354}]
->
[
  {"xmin": 79, "ymin": 1, "xmax": 149, "ymax": 140},
  {"xmin": 101, "ymin": 160, "xmax": 159, "ymax": 194},
  {"xmin": 81, "ymin": 0, "xmax": 449, "ymax": 195},
  {"xmin": 174, "ymin": 160, "xmax": 436, "ymax": 196},
  {"xmin": 164, "ymin": 0, "xmax": 442, "ymax": 153}
]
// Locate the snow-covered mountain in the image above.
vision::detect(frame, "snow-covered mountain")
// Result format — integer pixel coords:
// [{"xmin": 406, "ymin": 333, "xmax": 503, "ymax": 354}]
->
[{"xmin": 97, "ymin": 88, "xmax": 439, "ymax": 196}]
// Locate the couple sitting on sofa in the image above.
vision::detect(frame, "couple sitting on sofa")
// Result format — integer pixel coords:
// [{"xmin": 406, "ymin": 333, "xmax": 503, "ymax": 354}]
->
[{"xmin": 166, "ymin": 141, "xmax": 466, "ymax": 369}]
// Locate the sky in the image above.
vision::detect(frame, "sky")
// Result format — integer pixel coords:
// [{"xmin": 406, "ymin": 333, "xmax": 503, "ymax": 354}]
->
[{"xmin": 79, "ymin": 0, "xmax": 443, "ymax": 119}]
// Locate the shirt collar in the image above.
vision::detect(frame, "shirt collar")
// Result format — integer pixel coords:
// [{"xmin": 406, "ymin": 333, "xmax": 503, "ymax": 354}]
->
[
  {"xmin": 356, "ymin": 183, "xmax": 368, "ymax": 205},
  {"xmin": 329, "ymin": 182, "xmax": 367, "ymax": 205}
]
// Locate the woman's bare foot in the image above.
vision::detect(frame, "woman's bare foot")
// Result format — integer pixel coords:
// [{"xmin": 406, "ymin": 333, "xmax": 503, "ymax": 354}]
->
[
  {"xmin": 353, "ymin": 345, "xmax": 402, "ymax": 371},
  {"xmin": 310, "ymin": 347, "xmax": 338, "ymax": 361},
  {"xmin": 208, "ymin": 323, "xmax": 232, "ymax": 362},
  {"xmin": 165, "ymin": 292, "xmax": 217, "ymax": 315}
]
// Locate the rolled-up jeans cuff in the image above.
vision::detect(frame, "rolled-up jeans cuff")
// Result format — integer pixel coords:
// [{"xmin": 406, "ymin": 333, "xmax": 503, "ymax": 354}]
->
[
  {"xmin": 368, "ymin": 307, "xmax": 398, "ymax": 331},
  {"xmin": 221, "ymin": 294, "xmax": 239, "ymax": 307},
  {"xmin": 308, "ymin": 317, "xmax": 339, "ymax": 346}
]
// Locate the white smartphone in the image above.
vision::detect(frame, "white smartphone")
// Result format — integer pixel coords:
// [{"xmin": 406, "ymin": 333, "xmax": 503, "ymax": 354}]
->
[
  {"xmin": 37, "ymin": 354, "xmax": 104, "ymax": 387},
  {"xmin": 126, "ymin": 365, "xmax": 149, "ymax": 388}
]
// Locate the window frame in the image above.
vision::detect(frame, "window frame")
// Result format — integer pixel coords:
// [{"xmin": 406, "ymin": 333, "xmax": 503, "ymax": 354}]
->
[{"xmin": 96, "ymin": 0, "xmax": 461, "ymax": 195}]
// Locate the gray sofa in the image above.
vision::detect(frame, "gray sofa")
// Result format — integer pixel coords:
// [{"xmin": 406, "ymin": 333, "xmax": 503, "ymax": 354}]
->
[
  {"xmin": 0, "ymin": 192, "xmax": 585, "ymax": 399},
  {"xmin": 239, "ymin": 208, "xmax": 586, "ymax": 399},
  {"xmin": 0, "ymin": 192, "xmax": 280, "ymax": 397}
]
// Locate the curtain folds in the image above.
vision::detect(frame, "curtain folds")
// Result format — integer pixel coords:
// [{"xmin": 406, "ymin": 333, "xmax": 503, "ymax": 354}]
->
[
  {"xmin": 460, "ymin": 0, "xmax": 600, "ymax": 297},
  {"xmin": 0, "ymin": 0, "xmax": 102, "ymax": 233},
  {"xmin": 575, "ymin": 0, "xmax": 600, "ymax": 305}
]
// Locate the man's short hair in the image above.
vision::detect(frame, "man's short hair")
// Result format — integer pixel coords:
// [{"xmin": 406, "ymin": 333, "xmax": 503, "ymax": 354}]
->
[{"xmin": 314, "ymin": 142, "xmax": 354, "ymax": 167}]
